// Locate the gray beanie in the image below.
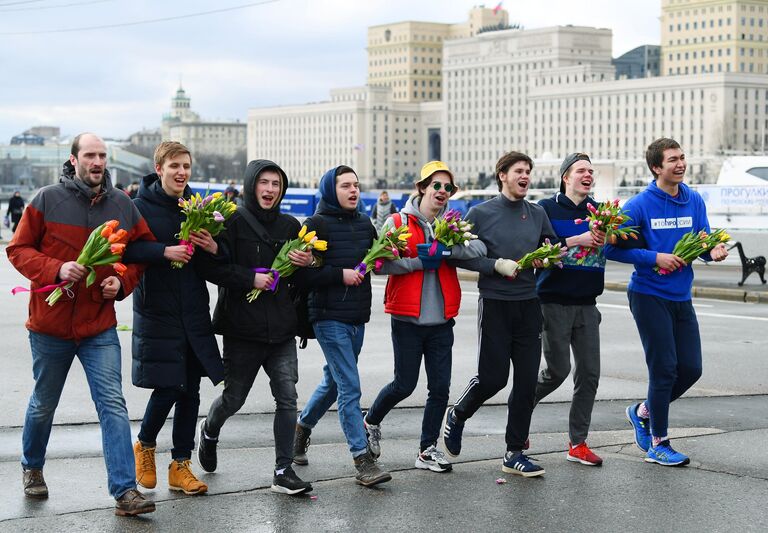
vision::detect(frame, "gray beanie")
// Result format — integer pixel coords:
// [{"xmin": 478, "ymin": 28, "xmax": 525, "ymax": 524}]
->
[{"xmin": 559, "ymin": 153, "xmax": 591, "ymax": 193}]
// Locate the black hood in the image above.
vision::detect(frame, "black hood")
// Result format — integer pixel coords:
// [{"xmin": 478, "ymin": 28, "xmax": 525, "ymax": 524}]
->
[
  {"xmin": 137, "ymin": 172, "xmax": 192, "ymax": 208},
  {"xmin": 242, "ymin": 159, "xmax": 288, "ymax": 223}
]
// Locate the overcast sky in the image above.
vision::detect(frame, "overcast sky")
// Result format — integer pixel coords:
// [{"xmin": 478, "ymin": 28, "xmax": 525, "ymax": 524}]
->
[{"xmin": 0, "ymin": 0, "xmax": 660, "ymax": 142}]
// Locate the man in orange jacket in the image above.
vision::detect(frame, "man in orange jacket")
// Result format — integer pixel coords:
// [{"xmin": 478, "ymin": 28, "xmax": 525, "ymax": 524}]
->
[{"xmin": 6, "ymin": 133, "xmax": 156, "ymax": 516}]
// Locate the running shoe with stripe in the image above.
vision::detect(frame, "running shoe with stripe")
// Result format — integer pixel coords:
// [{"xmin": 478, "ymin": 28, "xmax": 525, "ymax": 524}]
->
[
  {"xmin": 442, "ymin": 406, "xmax": 464, "ymax": 458},
  {"xmin": 363, "ymin": 414, "xmax": 382, "ymax": 459},
  {"xmin": 645, "ymin": 441, "xmax": 690, "ymax": 467},
  {"xmin": 502, "ymin": 451, "xmax": 545, "ymax": 477},
  {"xmin": 626, "ymin": 403, "xmax": 652, "ymax": 452},
  {"xmin": 567, "ymin": 442, "xmax": 603, "ymax": 466}
]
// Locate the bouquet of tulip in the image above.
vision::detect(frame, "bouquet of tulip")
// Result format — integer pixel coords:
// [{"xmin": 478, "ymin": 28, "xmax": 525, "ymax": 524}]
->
[
  {"xmin": 246, "ymin": 225, "xmax": 328, "ymax": 302},
  {"xmin": 173, "ymin": 192, "xmax": 237, "ymax": 268},
  {"xmin": 655, "ymin": 228, "xmax": 730, "ymax": 275},
  {"xmin": 433, "ymin": 209, "xmax": 478, "ymax": 249},
  {"xmin": 46, "ymin": 220, "xmax": 129, "ymax": 306},
  {"xmin": 354, "ymin": 224, "xmax": 412, "ymax": 275},
  {"xmin": 573, "ymin": 199, "xmax": 639, "ymax": 264},
  {"xmin": 516, "ymin": 238, "xmax": 568, "ymax": 270}
]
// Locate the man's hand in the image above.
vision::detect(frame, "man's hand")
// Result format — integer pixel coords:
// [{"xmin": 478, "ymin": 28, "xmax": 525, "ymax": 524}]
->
[
  {"xmin": 532, "ymin": 259, "xmax": 545, "ymax": 269},
  {"xmin": 189, "ymin": 230, "xmax": 217, "ymax": 255},
  {"xmin": 591, "ymin": 228, "xmax": 607, "ymax": 247},
  {"xmin": 494, "ymin": 258, "xmax": 519, "ymax": 279},
  {"xmin": 101, "ymin": 276, "xmax": 121, "ymax": 300},
  {"xmin": 254, "ymin": 272, "xmax": 275, "ymax": 290},
  {"xmin": 288, "ymin": 249, "xmax": 314, "ymax": 267},
  {"xmin": 710, "ymin": 243, "xmax": 729, "ymax": 262},
  {"xmin": 656, "ymin": 253, "xmax": 687, "ymax": 271},
  {"xmin": 58, "ymin": 261, "xmax": 88, "ymax": 282},
  {"xmin": 342, "ymin": 269, "xmax": 364, "ymax": 286},
  {"xmin": 164, "ymin": 245, "xmax": 192, "ymax": 264},
  {"xmin": 569, "ymin": 231, "xmax": 603, "ymax": 249}
]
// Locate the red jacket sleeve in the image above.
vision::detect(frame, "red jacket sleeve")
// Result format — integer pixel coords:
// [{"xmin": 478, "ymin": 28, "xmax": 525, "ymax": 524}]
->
[{"xmin": 6, "ymin": 205, "xmax": 64, "ymax": 286}]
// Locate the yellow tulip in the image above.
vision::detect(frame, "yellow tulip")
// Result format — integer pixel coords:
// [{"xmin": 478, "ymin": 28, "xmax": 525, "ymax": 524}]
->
[
  {"xmin": 303, "ymin": 231, "xmax": 316, "ymax": 243},
  {"xmin": 313, "ymin": 240, "xmax": 328, "ymax": 251},
  {"xmin": 398, "ymin": 233, "xmax": 412, "ymax": 241},
  {"xmin": 213, "ymin": 192, "xmax": 222, "ymax": 198},
  {"xmin": 298, "ymin": 226, "xmax": 307, "ymax": 239}
]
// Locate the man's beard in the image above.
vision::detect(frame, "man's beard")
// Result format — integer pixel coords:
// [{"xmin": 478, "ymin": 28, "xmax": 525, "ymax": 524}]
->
[{"xmin": 77, "ymin": 162, "xmax": 104, "ymax": 189}]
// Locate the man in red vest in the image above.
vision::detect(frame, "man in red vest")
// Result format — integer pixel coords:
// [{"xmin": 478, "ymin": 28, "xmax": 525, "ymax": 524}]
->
[{"xmin": 363, "ymin": 161, "xmax": 486, "ymax": 472}]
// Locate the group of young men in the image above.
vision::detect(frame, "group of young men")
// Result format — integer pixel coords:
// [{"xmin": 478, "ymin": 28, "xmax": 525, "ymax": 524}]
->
[{"xmin": 6, "ymin": 133, "xmax": 727, "ymax": 517}]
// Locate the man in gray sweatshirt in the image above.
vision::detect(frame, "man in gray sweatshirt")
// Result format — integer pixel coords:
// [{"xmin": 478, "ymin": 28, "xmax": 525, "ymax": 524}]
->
[
  {"xmin": 363, "ymin": 161, "xmax": 486, "ymax": 473},
  {"xmin": 443, "ymin": 151, "xmax": 558, "ymax": 478}
]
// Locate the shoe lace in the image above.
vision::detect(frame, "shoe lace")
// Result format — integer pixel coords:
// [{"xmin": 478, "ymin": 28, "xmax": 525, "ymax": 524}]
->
[
  {"xmin": 139, "ymin": 447, "xmax": 155, "ymax": 472},
  {"xmin": 176, "ymin": 460, "xmax": 199, "ymax": 485},
  {"xmin": 299, "ymin": 436, "xmax": 311, "ymax": 453},
  {"xmin": 422, "ymin": 445, "xmax": 445, "ymax": 461},
  {"xmin": 27, "ymin": 470, "xmax": 44, "ymax": 484}
]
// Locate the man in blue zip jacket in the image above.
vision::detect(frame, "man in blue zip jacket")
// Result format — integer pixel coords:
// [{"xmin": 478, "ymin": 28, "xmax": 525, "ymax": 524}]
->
[
  {"xmin": 605, "ymin": 138, "xmax": 728, "ymax": 467},
  {"xmin": 533, "ymin": 152, "xmax": 606, "ymax": 467}
]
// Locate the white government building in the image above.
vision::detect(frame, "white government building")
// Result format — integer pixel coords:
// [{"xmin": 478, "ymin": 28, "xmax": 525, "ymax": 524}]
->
[{"xmin": 247, "ymin": 1, "xmax": 768, "ymax": 189}]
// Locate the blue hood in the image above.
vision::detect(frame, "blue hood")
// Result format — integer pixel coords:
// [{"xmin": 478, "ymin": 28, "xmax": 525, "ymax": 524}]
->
[{"xmin": 319, "ymin": 167, "xmax": 340, "ymax": 208}]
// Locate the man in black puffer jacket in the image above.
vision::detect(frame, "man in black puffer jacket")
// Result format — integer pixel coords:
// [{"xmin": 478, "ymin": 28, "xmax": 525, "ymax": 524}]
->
[
  {"xmin": 195, "ymin": 159, "xmax": 314, "ymax": 496},
  {"xmin": 292, "ymin": 166, "xmax": 392, "ymax": 487},
  {"xmin": 124, "ymin": 141, "xmax": 224, "ymax": 496}
]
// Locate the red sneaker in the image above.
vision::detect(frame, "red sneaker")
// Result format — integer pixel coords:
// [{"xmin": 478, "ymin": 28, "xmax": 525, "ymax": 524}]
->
[{"xmin": 567, "ymin": 442, "xmax": 603, "ymax": 466}]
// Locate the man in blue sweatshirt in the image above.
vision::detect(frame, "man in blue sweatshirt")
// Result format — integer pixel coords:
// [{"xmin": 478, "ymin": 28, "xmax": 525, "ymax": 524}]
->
[
  {"xmin": 533, "ymin": 153, "xmax": 606, "ymax": 467},
  {"xmin": 604, "ymin": 138, "xmax": 728, "ymax": 467}
]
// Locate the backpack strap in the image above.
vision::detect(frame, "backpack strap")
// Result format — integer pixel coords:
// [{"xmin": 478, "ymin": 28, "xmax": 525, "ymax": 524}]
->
[{"xmin": 236, "ymin": 206, "xmax": 272, "ymax": 243}]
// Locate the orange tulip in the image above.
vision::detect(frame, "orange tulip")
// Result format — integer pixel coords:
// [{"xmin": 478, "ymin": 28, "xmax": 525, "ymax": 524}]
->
[
  {"xmin": 100, "ymin": 225, "xmax": 113, "ymax": 238},
  {"xmin": 113, "ymin": 262, "xmax": 127, "ymax": 276},
  {"xmin": 113, "ymin": 229, "xmax": 129, "ymax": 243},
  {"xmin": 105, "ymin": 220, "xmax": 119, "ymax": 230},
  {"xmin": 110, "ymin": 243, "xmax": 126, "ymax": 254}
]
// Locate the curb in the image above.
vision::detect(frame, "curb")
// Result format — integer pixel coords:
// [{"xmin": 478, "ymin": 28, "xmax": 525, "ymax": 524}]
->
[{"xmin": 457, "ymin": 270, "xmax": 767, "ymax": 304}]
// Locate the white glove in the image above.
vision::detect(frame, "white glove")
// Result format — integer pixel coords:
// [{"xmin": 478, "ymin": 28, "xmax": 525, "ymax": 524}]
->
[{"xmin": 494, "ymin": 258, "xmax": 519, "ymax": 277}]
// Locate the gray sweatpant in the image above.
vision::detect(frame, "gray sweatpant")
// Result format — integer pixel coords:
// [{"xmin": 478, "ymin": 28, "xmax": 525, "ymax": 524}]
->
[{"xmin": 534, "ymin": 303, "xmax": 601, "ymax": 445}]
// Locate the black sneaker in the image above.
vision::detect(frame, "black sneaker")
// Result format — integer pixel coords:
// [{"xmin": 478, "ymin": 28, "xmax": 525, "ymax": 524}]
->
[
  {"xmin": 293, "ymin": 424, "xmax": 311, "ymax": 466},
  {"xmin": 442, "ymin": 406, "xmax": 464, "ymax": 458},
  {"xmin": 271, "ymin": 466, "xmax": 313, "ymax": 495},
  {"xmin": 197, "ymin": 419, "xmax": 218, "ymax": 473},
  {"xmin": 353, "ymin": 451, "xmax": 392, "ymax": 487}
]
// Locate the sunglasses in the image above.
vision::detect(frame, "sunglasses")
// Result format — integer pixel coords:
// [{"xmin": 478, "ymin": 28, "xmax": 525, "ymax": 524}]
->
[{"xmin": 430, "ymin": 182, "xmax": 456, "ymax": 193}]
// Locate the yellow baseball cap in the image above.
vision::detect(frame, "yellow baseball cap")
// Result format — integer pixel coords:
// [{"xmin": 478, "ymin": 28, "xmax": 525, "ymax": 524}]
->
[{"xmin": 418, "ymin": 160, "xmax": 454, "ymax": 184}]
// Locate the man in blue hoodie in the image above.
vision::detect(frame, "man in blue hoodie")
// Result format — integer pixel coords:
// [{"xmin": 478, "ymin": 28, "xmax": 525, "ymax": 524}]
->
[
  {"xmin": 605, "ymin": 138, "xmax": 728, "ymax": 467},
  {"xmin": 292, "ymin": 166, "xmax": 392, "ymax": 487},
  {"xmin": 533, "ymin": 153, "xmax": 606, "ymax": 467}
]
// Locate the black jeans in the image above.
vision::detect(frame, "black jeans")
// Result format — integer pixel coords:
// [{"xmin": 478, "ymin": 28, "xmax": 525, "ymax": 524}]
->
[
  {"xmin": 454, "ymin": 297, "xmax": 543, "ymax": 451},
  {"xmin": 138, "ymin": 352, "xmax": 204, "ymax": 460},
  {"xmin": 367, "ymin": 318, "xmax": 454, "ymax": 450},
  {"xmin": 205, "ymin": 337, "xmax": 298, "ymax": 469}
]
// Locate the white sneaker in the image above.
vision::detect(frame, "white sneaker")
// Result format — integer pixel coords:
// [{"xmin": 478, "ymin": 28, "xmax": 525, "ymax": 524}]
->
[{"xmin": 415, "ymin": 445, "xmax": 452, "ymax": 473}]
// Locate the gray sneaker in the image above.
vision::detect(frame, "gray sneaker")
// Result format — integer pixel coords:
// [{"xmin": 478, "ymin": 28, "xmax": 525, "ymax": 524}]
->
[
  {"xmin": 23, "ymin": 468, "xmax": 48, "ymax": 499},
  {"xmin": 353, "ymin": 451, "xmax": 392, "ymax": 487},
  {"xmin": 293, "ymin": 424, "xmax": 311, "ymax": 466},
  {"xmin": 363, "ymin": 414, "xmax": 382, "ymax": 458}
]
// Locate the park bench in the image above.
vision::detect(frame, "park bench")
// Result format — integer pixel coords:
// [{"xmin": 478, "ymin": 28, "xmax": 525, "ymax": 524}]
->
[{"xmin": 727, "ymin": 242, "xmax": 766, "ymax": 286}]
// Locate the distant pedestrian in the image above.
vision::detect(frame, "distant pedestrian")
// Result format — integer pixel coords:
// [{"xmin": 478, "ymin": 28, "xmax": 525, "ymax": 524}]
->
[
  {"xmin": 6, "ymin": 133, "xmax": 156, "ymax": 516},
  {"xmin": 370, "ymin": 190, "xmax": 397, "ymax": 231},
  {"xmin": 123, "ymin": 142, "xmax": 224, "ymax": 496},
  {"xmin": 605, "ymin": 138, "xmax": 728, "ymax": 467},
  {"xmin": 7, "ymin": 191, "xmax": 25, "ymax": 232},
  {"xmin": 532, "ymin": 153, "xmax": 607, "ymax": 467}
]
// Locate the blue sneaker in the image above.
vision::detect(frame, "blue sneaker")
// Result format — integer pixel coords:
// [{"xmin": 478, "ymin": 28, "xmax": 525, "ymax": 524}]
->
[
  {"xmin": 626, "ymin": 403, "xmax": 652, "ymax": 452},
  {"xmin": 442, "ymin": 407, "xmax": 464, "ymax": 458},
  {"xmin": 645, "ymin": 441, "xmax": 690, "ymax": 467},
  {"xmin": 502, "ymin": 451, "xmax": 545, "ymax": 477}
]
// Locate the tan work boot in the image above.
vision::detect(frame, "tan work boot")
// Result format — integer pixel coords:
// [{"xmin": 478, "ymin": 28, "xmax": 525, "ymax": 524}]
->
[
  {"xmin": 22, "ymin": 468, "xmax": 48, "ymax": 499},
  {"xmin": 114, "ymin": 488, "xmax": 155, "ymax": 516},
  {"xmin": 133, "ymin": 440, "xmax": 157, "ymax": 489},
  {"xmin": 168, "ymin": 459, "xmax": 208, "ymax": 495}
]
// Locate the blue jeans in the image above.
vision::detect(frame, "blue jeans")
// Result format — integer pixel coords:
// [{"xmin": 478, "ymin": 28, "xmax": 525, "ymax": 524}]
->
[
  {"xmin": 367, "ymin": 318, "xmax": 454, "ymax": 451},
  {"xmin": 298, "ymin": 320, "xmax": 368, "ymax": 457},
  {"xmin": 23, "ymin": 328, "xmax": 136, "ymax": 499}
]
